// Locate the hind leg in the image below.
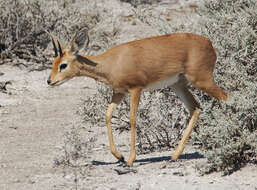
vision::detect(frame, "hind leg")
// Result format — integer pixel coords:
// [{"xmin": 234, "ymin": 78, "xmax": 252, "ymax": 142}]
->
[
  {"xmin": 186, "ymin": 71, "xmax": 229, "ymax": 101},
  {"xmin": 172, "ymin": 109, "xmax": 200, "ymax": 160},
  {"xmin": 171, "ymin": 72, "xmax": 228, "ymax": 160},
  {"xmin": 185, "ymin": 48, "xmax": 229, "ymax": 101},
  {"xmin": 171, "ymin": 76, "xmax": 200, "ymax": 159}
]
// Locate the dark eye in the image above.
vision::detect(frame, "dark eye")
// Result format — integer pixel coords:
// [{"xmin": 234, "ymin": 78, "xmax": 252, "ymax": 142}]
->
[{"xmin": 59, "ymin": 63, "xmax": 67, "ymax": 71}]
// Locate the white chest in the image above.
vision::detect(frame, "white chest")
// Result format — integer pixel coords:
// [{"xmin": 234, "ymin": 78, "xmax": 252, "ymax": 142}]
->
[{"xmin": 144, "ymin": 75, "xmax": 179, "ymax": 91}]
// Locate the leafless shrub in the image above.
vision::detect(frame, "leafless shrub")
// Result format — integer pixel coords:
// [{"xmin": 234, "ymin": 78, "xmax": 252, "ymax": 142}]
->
[
  {"xmin": 78, "ymin": 83, "xmax": 189, "ymax": 154},
  {"xmin": 54, "ymin": 126, "xmax": 95, "ymax": 189},
  {"xmin": 78, "ymin": 84, "xmax": 111, "ymax": 128},
  {"xmin": 54, "ymin": 127, "xmax": 95, "ymax": 167},
  {"xmin": 0, "ymin": 0, "xmax": 93, "ymax": 69},
  {"xmin": 191, "ymin": 0, "xmax": 257, "ymax": 175},
  {"xmin": 135, "ymin": 90, "xmax": 188, "ymax": 154}
]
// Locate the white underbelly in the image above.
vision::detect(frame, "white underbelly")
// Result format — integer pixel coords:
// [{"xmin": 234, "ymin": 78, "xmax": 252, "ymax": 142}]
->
[{"xmin": 144, "ymin": 75, "xmax": 179, "ymax": 91}]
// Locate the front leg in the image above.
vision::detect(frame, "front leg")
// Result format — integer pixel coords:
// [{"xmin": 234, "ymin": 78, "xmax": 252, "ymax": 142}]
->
[
  {"xmin": 106, "ymin": 93, "xmax": 125, "ymax": 162},
  {"xmin": 127, "ymin": 88, "xmax": 142, "ymax": 166}
]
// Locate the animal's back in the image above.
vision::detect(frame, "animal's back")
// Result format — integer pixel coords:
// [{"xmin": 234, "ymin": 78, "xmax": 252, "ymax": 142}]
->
[{"xmin": 104, "ymin": 33, "xmax": 215, "ymax": 90}]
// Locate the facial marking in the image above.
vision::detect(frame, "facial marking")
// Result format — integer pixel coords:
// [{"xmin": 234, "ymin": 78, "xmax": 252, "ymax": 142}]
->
[{"xmin": 58, "ymin": 61, "xmax": 68, "ymax": 72}]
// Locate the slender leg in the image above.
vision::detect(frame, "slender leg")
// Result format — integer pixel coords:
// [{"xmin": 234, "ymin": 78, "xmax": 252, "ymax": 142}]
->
[
  {"xmin": 126, "ymin": 88, "xmax": 141, "ymax": 166},
  {"xmin": 106, "ymin": 93, "xmax": 125, "ymax": 162},
  {"xmin": 172, "ymin": 109, "xmax": 200, "ymax": 160},
  {"xmin": 171, "ymin": 77, "xmax": 200, "ymax": 159}
]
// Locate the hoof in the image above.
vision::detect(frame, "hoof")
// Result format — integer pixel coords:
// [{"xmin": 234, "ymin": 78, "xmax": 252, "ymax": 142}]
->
[
  {"xmin": 171, "ymin": 153, "xmax": 180, "ymax": 160},
  {"xmin": 118, "ymin": 156, "xmax": 125, "ymax": 163}
]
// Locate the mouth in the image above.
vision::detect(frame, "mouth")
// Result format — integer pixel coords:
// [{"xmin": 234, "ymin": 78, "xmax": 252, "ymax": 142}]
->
[{"xmin": 49, "ymin": 79, "xmax": 69, "ymax": 87}]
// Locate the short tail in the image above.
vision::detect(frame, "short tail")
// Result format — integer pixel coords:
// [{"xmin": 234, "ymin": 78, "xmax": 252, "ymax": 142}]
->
[{"xmin": 214, "ymin": 47, "xmax": 218, "ymax": 56}]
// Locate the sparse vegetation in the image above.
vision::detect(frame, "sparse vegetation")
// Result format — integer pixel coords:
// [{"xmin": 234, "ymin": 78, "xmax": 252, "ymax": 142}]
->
[
  {"xmin": 0, "ymin": 0, "xmax": 256, "ymax": 176},
  {"xmin": 0, "ymin": 0, "xmax": 89, "ymax": 70},
  {"xmin": 54, "ymin": 126, "xmax": 95, "ymax": 189},
  {"xmin": 120, "ymin": 0, "xmax": 160, "ymax": 7},
  {"xmin": 191, "ymin": 0, "xmax": 257, "ymax": 175},
  {"xmin": 54, "ymin": 126, "xmax": 95, "ymax": 168}
]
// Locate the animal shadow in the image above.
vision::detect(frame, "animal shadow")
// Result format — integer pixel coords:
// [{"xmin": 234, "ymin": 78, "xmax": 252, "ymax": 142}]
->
[{"xmin": 91, "ymin": 152, "xmax": 204, "ymax": 166}]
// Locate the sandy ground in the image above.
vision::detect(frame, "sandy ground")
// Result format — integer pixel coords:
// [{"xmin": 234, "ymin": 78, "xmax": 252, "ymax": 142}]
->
[
  {"xmin": 0, "ymin": 63, "xmax": 256, "ymax": 190},
  {"xmin": 0, "ymin": 0, "xmax": 257, "ymax": 189}
]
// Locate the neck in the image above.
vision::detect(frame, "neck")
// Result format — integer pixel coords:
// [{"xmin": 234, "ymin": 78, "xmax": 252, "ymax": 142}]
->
[{"xmin": 76, "ymin": 54, "xmax": 109, "ymax": 85}]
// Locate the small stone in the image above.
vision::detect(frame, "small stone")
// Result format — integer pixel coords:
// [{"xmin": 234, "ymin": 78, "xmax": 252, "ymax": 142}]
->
[
  {"xmin": 160, "ymin": 163, "xmax": 167, "ymax": 169},
  {"xmin": 131, "ymin": 20, "xmax": 137, "ymax": 25}
]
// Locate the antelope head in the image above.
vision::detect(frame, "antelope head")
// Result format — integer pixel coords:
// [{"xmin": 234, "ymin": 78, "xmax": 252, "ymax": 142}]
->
[{"xmin": 47, "ymin": 28, "xmax": 96, "ymax": 86}]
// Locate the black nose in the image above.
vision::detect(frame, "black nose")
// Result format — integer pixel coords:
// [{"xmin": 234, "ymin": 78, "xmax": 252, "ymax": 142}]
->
[{"xmin": 47, "ymin": 79, "xmax": 51, "ymax": 85}]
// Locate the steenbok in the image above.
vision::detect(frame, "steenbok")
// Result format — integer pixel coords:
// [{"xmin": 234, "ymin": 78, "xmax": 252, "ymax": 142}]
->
[{"xmin": 47, "ymin": 29, "xmax": 228, "ymax": 166}]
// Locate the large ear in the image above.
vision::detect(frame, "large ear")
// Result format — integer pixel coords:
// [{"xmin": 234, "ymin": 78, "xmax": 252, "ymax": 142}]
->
[{"xmin": 71, "ymin": 28, "xmax": 89, "ymax": 55}]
